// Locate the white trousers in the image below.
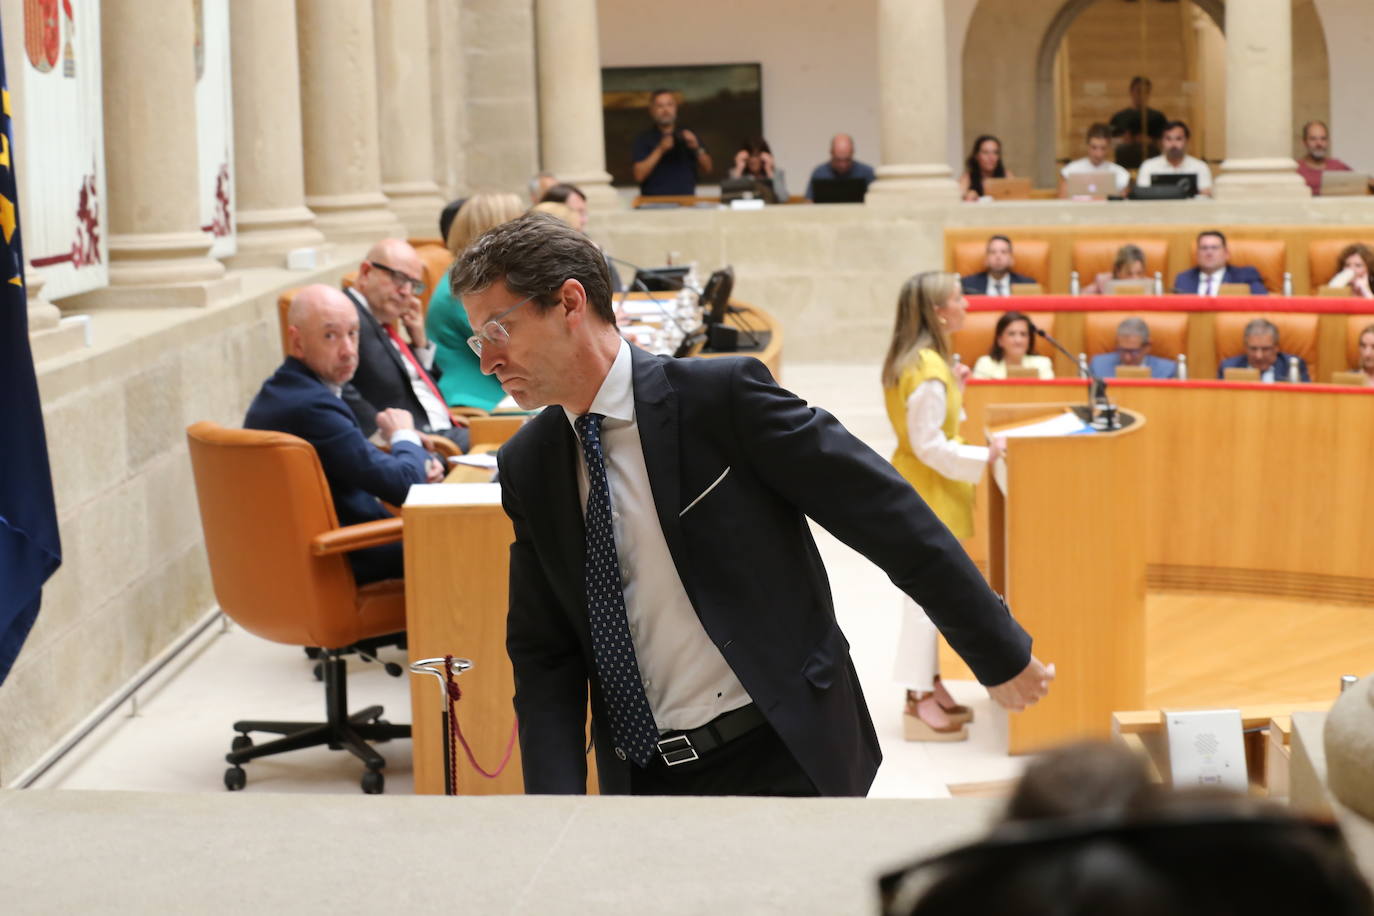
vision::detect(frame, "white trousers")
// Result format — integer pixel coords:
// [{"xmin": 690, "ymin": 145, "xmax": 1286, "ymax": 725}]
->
[{"xmin": 893, "ymin": 595, "xmax": 938, "ymax": 693}]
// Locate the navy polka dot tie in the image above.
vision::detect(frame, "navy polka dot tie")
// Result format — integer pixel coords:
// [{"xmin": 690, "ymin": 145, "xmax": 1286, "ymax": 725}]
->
[{"xmin": 574, "ymin": 413, "xmax": 660, "ymax": 767}]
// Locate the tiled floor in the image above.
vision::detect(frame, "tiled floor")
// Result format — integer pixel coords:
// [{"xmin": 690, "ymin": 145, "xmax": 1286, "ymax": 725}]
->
[{"xmin": 31, "ymin": 363, "xmax": 1028, "ymax": 798}]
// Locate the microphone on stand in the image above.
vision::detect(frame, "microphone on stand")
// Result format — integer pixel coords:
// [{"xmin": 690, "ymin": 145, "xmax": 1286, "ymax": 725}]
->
[
  {"xmin": 1028, "ymin": 320, "xmax": 1118, "ymax": 430},
  {"xmin": 603, "ymin": 253, "xmax": 701, "ymax": 356}
]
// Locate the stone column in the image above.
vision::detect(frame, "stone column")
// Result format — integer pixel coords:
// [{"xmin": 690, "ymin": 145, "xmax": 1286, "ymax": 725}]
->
[
  {"xmin": 1213, "ymin": 0, "xmax": 1309, "ymax": 199},
  {"xmin": 427, "ymin": 0, "xmax": 468, "ymax": 200},
  {"xmin": 64, "ymin": 0, "xmax": 234, "ymax": 309},
  {"xmin": 296, "ymin": 0, "xmax": 403, "ymax": 242},
  {"xmin": 225, "ymin": 0, "xmax": 327, "ymax": 268},
  {"xmin": 374, "ymin": 0, "xmax": 447, "ymax": 238},
  {"xmin": 866, "ymin": 0, "xmax": 960, "ymax": 205},
  {"xmin": 533, "ymin": 0, "xmax": 618, "ymax": 212}
]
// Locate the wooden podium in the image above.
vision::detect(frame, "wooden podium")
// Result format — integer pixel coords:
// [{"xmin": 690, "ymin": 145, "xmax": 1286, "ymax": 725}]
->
[{"xmin": 986, "ymin": 403, "xmax": 1147, "ymax": 754}]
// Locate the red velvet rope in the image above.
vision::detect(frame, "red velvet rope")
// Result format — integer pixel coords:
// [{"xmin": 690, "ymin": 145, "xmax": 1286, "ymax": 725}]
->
[{"xmin": 443, "ymin": 655, "xmax": 518, "ymax": 789}]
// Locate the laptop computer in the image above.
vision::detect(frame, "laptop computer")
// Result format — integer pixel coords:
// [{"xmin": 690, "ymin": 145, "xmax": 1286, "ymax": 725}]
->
[
  {"xmin": 720, "ymin": 177, "xmax": 777, "ymax": 204},
  {"xmin": 810, "ymin": 177, "xmax": 868, "ymax": 204},
  {"xmin": 1321, "ymin": 171, "xmax": 1370, "ymax": 197},
  {"xmin": 1147, "ymin": 173, "xmax": 1197, "ymax": 198},
  {"xmin": 983, "ymin": 177, "xmax": 1033, "ymax": 200},
  {"xmin": 1064, "ymin": 171, "xmax": 1116, "ymax": 200}
]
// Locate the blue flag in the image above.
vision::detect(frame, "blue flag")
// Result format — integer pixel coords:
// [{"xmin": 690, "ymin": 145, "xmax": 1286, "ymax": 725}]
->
[{"xmin": 0, "ymin": 28, "xmax": 61, "ymax": 685}]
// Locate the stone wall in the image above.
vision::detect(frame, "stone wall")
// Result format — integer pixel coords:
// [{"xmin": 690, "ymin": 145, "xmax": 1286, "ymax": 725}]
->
[{"xmin": 0, "ymin": 255, "xmax": 360, "ymax": 784}]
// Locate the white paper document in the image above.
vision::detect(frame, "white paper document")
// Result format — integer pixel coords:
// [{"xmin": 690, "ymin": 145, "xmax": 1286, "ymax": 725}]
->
[
  {"xmin": 996, "ymin": 409, "xmax": 1095, "ymax": 439},
  {"xmin": 449, "ymin": 453, "xmax": 498, "ymax": 469},
  {"xmin": 404, "ymin": 482, "xmax": 502, "ymax": 506}
]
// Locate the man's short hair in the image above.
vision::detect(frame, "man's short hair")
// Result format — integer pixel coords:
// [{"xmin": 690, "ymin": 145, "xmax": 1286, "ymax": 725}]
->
[
  {"xmin": 1197, "ymin": 229, "xmax": 1227, "ymax": 248},
  {"xmin": 1244, "ymin": 317, "xmax": 1280, "ymax": 343},
  {"xmin": 540, "ymin": 183, "xmax": 586, "ymax": 205},
  {"xmin": 1116, "ymin": 316, "xmax": 1151, "ymax": 344},
  {"xmin": 987, "ymin": 234, "xmax": 1013, "ymax": 252},
  {"xmin": 1302, "ymin": 120, "xmax": 1329, "ymax": 140},
  {"xmin": 1129, "ymin": 75, "xmax": 1152, "ymax": 92},
  {"xmin": 1164, "ymin": 119, "xmax": 1191, "ymax": 139},
  {"xmin": 649, "ymin": 88, "xmax": 674, "ymax": 103},
  {"xmin": 451, "ymin": 211, "xmax": 614, "ymax": 324},
  {"xmin": 438, "ymin": 197, "xmax": 467, "ymax": 242},
  {"xmin": 1086, "ymin": 123, "xmax": 1112, "ymax": 144}
]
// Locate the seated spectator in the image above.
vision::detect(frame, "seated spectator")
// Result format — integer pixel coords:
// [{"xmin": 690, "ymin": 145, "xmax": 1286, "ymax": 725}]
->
[
  {"xmin": 881, "ymin": 741, "xmax": 1374, "ymax": 916},
  {"xmin": 1327, "ymin": 243, "xmax": 1374, "ymax": 298},
  {"xmin": 1089, "ymin": 317, "xmax": 1178, "ymax": 379},
  {"xmin": 531, "ymin": 200, "xmax": 576, "ymax": 227},
  {"xmin": 804, "ymin": 133, "xmax": 876, "ymax": 200},
  {"xmin": 345, "ymin": 239, "xmax": 470, "ymax": 450},
  {"xmin": 540, "ymin": 182, "xmax": 623, "ymax": 292},
  {"xmin": 961, "ymin": 235, "xmax": 1035, "ymax": 296},
  {"xmin": 1059, "ymin": 123, "xmax": 1130, "ymax": 198},
  {"xmin": 958, "ymin": 134, "xmax": 1015, "ymax": 202},
  {"xmin": 1173, "ymin": 230, "xmax": 1267, "ymax": 296},
  {"xmin": 528, "ymin": 170, "xmax": 557, "ymax": 205},
  {"xmin": 1297, "ymin": 121, "xmax": 1358, "ymax": 196},
  {"xmin": 1109, "ymin": 76, "xmax": 1168, "ymax": 169},
  {"xmin": 1081, "ymin": 243, "xmax": 1148, "ymax": 295},
  {"xmin": 631, "ymin": 88, "xmax": 712, "ymax": 196},
  {"xmin": 1218, "ymin": 317, "xmax": 1309, "ymax": 383},
  {"xmin": 244, "ymin": 285, "xmax": 441, "ymax": 585},
  {"xmin": 972, "ymin": 311, "xmax": 1053, "ymax": 379},
  {"xmin": 1137, "ymin": 120, "xmax": 1213, "ymax": 197},
  {"xmin": 1354, "ymin": 324, "xmax": 1374, "ymax": 386},
  {"xmin": 438, "ymin": 197, "xmax": 467, "ymax": 243},
  {"xmin": 730, "ymin": 136, "xmax": 788, "ymax": 203},
  {"xmin": 426, "ymin": 193, "xmax": 525, "ymax": 412}
]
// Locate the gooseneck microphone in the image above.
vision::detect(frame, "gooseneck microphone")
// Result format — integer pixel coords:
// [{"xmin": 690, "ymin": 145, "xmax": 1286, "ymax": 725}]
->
[
  {"xmin": 1028, "ymin": 321, "xmax": 1118, "ymax": 430},
  {"xmin": 603, "ymin": 253, "xmax": 699, "ymax": 355}
]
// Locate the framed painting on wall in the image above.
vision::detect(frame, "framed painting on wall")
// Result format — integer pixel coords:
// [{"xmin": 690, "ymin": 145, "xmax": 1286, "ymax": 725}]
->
[{"xmin": 601, "ymin": 63, "xmax": 763, "ymax": 187}]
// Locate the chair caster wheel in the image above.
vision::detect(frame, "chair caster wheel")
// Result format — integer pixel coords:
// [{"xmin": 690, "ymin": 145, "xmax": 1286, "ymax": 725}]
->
[
  {"xmin": 384, "ymin": 662, "xmax": 403, "ymax": 677},
  {"xmin": 361, "ymin": 770, "xmax": 385, "ymax": 794},
  {"xmin": 304, "ymin": 647, "xmax": 323, "ymax": 660},
  {"xmin": 231, "ymin": 734, "xmax": 253, "ymax": 752},
  {"xmin": 225, "ymin": 766, "xmax": 247, "ymax": 791}
]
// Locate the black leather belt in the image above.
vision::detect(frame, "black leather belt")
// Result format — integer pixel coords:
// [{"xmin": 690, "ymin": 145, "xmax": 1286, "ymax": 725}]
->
[{"xmin": 654, "ymin": 703, "xmax": 767, "ymax": 767}]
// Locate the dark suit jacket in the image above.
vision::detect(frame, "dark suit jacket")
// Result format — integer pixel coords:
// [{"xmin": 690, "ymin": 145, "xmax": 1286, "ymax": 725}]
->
[
  {"xmin": 344, "ymin": 287, "xmax": 446, "ymax": 437},
  {"xmin": 497, "ymin": 346, "xmax": 1032, "ymax": 797},
  {"xmin": 1217, "ymin": 352, "xmax": 1310, "ymax": 382},
  {"xmin": 244, "ymin": 357, "xmax": 428, "ymax": 580},
  {"xmin": 961, "ymin": 271, "xmax": 1035, "ymax": 295},
  {"xmin": 1172, "ymin": 266, "xmax": 1269, "ymax": 295}
]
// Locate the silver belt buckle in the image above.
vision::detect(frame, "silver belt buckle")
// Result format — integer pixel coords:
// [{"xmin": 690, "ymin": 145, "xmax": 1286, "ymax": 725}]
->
[{"xmin": 657, "ymin": 733, "xmax": 699, "ymax": 766}]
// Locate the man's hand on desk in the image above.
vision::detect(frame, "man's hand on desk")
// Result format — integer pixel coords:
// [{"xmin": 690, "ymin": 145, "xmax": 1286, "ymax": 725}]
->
[
  {"xmin": 987, "ymin": 655, "xmax": 1055, "ymax": 711},
  {"xmin": 425, "ymin": 457, "xmax": 445, "ymax": 483}
]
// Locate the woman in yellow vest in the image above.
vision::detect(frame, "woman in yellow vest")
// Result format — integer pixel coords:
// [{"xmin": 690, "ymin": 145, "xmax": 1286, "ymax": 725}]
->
[{"xmin": 881, "ymin": 271, "xmax": 1006, "ymax": 741}]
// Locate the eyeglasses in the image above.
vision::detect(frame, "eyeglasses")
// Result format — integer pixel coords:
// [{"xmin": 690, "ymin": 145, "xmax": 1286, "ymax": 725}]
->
[
  {"xmin": 368, "ymin": 261, "xmax": 426, "ymax": 297},
  {"xmin": 467, "ymin": 290, "xmax": 543, "ymax": 356}
]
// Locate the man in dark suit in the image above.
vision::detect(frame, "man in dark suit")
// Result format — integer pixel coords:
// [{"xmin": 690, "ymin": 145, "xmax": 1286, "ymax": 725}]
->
[
  {"xmin": 452, "ymin": 213, "xmax": 1053, "ymax": 798},
  {"xmin": 1172, "ymin": 230, "xmax": 1268, "ymax": 296},
  {"xmin": 961, "ymin": 235, "xmax": 1036, "ymax": 296},
  {"xmin": 346, "ymin": 239, "xmax": 469, "ymax": 451},
  {"xmin": 1217, "ymin": 317, "xmax": 1310, "ymax": 383},
  {"xmin": 245, "ymin": 285, "xmax": 442, "ymax": 584}
]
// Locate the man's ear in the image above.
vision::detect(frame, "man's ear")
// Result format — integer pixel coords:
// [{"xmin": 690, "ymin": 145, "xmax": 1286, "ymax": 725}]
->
[
  {"xmin": 560, "ymin": 278, "xmax": 589, "ymax": 317},
  {"xmin": 287, "ymin": 325, "xmax": 305, "ymax": 359}
]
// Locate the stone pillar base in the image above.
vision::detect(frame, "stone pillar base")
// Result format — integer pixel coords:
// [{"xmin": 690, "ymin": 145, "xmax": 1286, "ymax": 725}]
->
[
  {"xmin": 29, "ymin": 321, "xmax": 87, "ymax": 364},
  {"xmin": 383, "ymin": 181, "xmax": 449, "ymax": 239},
  {"xmin": 61, "ymin": 274, "xmax": 241, "ymax": 310},
  {"xmin": 866, "ymin": 165, "xmax": 960, "ymax": 206},
  {"xmin": 1213, "ymin": 158, "xmax": 1311, "ymax": 200},
  {"xmin": 25, "ymin": 271, "xmax": 59, "ymax": 331},
  {"xmin": 60, "ymin": 229, "xmax": 241, "ymax": 308},
  {"xmin": 307, "ymin": 191, "xmax": 404, "ymax": 243},
  {"xmin": 226, "ymin": 206, "xmax": 330, "ymax": 268}
]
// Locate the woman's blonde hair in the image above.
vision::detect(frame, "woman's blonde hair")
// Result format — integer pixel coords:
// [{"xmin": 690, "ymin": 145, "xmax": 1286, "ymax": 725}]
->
[
  {"xmin": 530, "ymin": 200, "xmax": 576, "ymax": 228},
  {"xmin": 881, "ymin": 271, "xmax": 957, "ymax": 388},
  {"xmin": 445, "ymin": 192, "xmax": 525, "ymax": 255}
]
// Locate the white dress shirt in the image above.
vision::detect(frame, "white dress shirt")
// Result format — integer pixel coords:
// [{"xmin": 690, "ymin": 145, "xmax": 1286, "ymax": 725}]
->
[
  {"xmin": 986, "ymin": 275, "xmax": 1012, "ymax": 297},
  {"xmin": 1198, "ymin": 268, "xmax": 1227, "ymax": 296},
  {"xmin": 565, "ymin": 339, "xmax": 751, "ymax": 732},
  {"xmin": 906, "ymin": 381, "xmax": 989, "ymax": 484},
  {"xmin": 351, "ymin": 289, "xmax": 452, "ymax": 431}
]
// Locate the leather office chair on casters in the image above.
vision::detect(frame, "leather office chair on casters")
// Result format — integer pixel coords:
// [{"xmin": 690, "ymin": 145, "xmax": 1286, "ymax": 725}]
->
[{"xmin": 186, "ymin": 422, "xmax": 412, "ymax": 794}]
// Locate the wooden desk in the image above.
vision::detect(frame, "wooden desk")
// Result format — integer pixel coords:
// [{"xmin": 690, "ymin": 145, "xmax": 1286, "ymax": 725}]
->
[{"xmin": 683, "ymin": 303, "xmax": 784, "ymax": 381}]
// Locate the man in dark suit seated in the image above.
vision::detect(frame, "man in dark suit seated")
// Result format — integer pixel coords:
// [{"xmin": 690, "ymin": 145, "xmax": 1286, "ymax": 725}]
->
[
  {"xmin": 1217, "ymin": 317, "xmax": 1310, "ymax": 383},
  {"xmin": 245, "ymin": 285, "xmax": 443, "ymax": 584},
  {"xmin": 1089, "ymin": 317, "xmax": 1178, "ymax": 379},
  {"xmin": 346, "ymin": 239, "xmax": 470, "ymax": 451},
  {"xmin": 452, "ymin": 212, "xmax": 1053, "ymax": 798},
  {"xmin": 1172, "ymin": 230, "xmax": 1268, "ymax": 296},
  {"xmin": 961, "ymin": 236, "xmax": 1036, "ymax": 296}
]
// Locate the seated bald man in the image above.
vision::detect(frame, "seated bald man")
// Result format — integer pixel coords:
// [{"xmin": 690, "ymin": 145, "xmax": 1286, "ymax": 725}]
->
[
  {"xmin": 346, "ymin": 239, "xmax": 470, "ymax": 451},
  {"xmin": 245, "ymin": 284, "xmax": 443, "ymax": 584}
]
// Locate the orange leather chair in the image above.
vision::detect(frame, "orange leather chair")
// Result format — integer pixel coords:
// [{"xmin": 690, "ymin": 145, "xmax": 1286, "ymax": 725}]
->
[
  {"xmin": 187, "ymin": 421, "xmax": 411, "ymax": 794},
  {"xmin": 952, "ymin": 311, "xmax": 1056, "ymax": 368},
  {"xmin": 1189, "ymin": 238, "xmax": 1287, "ymax": 294},
  {"xmin": 1084, "ymin": 312, "xmax": 1188, "ymax": 360},
  {"xmin": 1345, "ymin": 315, "xmax": 1374, "ymax": 371},
  {"xmin": 1213, "ymin": 313, "xmax": 1319, "ymax": 375},
  {"xmin": 953, "ymin": 238, "xmax": 1051, "ymax": 289},
  {"xmin": 1071, "ymin": 239, "xmax": 1170, "ymax": 286},
  {"xmin": 1309, "ymin": 239, "xmax": 1374, "ymax": 291},
  {"xmin": 415, "ymin": 243, "xmax": 454, "ymax": 302}
]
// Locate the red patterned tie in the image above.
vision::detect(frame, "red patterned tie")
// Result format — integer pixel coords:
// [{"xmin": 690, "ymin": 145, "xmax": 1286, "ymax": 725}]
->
[{"xmin": 384, "ymin": 324, "xmax": 447, "ymax": 410}]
